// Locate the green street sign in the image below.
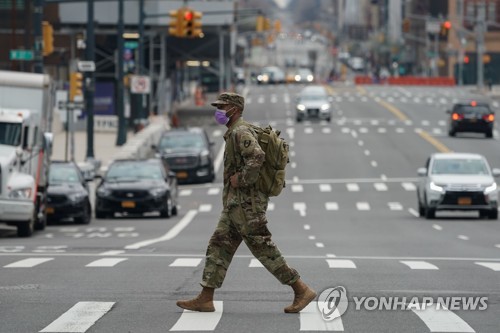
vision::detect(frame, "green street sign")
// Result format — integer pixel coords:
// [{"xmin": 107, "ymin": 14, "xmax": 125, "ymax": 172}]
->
[
  {"xmin": 9, "ymin": 49, "xmax": 34, "ymax": 61},
  {"xmin": 124, "ymin": 41, "xmax": 138, "ymax": 49}
]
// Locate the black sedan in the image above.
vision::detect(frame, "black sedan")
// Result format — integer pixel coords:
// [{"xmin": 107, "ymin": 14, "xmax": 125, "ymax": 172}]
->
[
  {"xmin": 447, "ymin": 100, "xmax": 495, "ymax": 138},
  {"xmin": 46, "ymin": 161, "xmax": 92, "ymax": 224},
  {"xmin": 95, "ymin": 159, "xmax": 178, "ymax": 218}
]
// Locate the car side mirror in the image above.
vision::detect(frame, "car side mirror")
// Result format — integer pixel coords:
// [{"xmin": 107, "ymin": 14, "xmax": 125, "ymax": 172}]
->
[
  {"xmin": 417, "ymin": 167, "xmax": 427, "ymax": 176},
  {"xmin": 492, "ymin": 168, "xmax": 500, "ymax": 177}
]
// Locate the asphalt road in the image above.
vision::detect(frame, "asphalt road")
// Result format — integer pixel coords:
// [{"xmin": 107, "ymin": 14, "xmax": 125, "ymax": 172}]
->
[{"xmin": 1, "ymin": 83, "xmax": 499, "ymax": 333}]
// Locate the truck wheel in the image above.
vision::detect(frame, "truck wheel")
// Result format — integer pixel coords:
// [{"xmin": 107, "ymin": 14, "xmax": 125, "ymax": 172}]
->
[{"xmin": 17, "ymin": 219, "xmax": 34, "ymax": 237}]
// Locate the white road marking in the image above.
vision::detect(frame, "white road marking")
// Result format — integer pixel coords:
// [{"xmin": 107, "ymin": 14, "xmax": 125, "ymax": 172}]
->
[
  {"xmin": 356, "ymin": 202, "xmax": 370, "ymax": 211},
  {"xmin": 326, "ymin": 254, "xmax": 336, "ymax": 258},
  {"xmin": 358, "ymin": 140, "xmax": 364, "ymax": 146},
  {"xmin": 170, "ymin": 301, "xmax": 223, "ymax": 331},
  {"xmin": 325, "ymin": 202, "xmax": 339, "ymax": 210},
  {"xmin": 388, "ymin": 202, "xmax": 403, "ymax": 211},
  {"xmin": 169, "ymin": 258, "xmax": 202, "ymax": 267},
  {"xmin": 421, "ymin": 120, "xmax": 430, "ymax": 126},
  {"xmin": 347, "ymin": 183, "xmax": 359, "ymax": 191},
  {"xmin": 289, "ymin": 150, "xmax": 296, "ymax": 157},
  {"xmin": 4, "ymin": 258, "xmax": 53, "ymax": 268},
  {"xmin": 291, "ymin": 162, "xmax": 297, "ymax": 169},
  {"xmin": 359, "ymin": 127, "xmax": 368, "ymax": 133},
  {"xmin": 271, "ymin": 95, "xmax": 277, "ymax": 103},
  {"xmin": 258, "ymin": 96, "xmax": 264, "ymax": 104},
  {"xmin": 214, "ymin": 142, "xmax": 225, "ymax": 174},
  {"xmin": 433, "ymin": 224, "xmax": 443, "ymax": 231},
  {"xmin": 319, "ymin": 184, "xmax": 332, "ymax": 192},
  {"xmin": 326, "ymin": 259, "xmax": 356, "ymax": 268},
  {"xmin": 495, "ymin": 244, "xmax": 500, "ymax": 249},
  {"xmin": 475, "ymin": 262, "xmax": 500, "ymax": 271},
  {"xmin": 299, "ymin": 303, "xmax": 344, "ymax": 331},
  {"xmin": 400, "ymin": 261, "xmax": 439, "ymax": 270},
  {"xmin": 438, "ymin": 120, "xmax": 446, "ymax": 126},
  {"xmin": 374, "ymin": 183, "xmax": 388, "ymax": 191},
  {"xmin": 293, "ymin": 176, "xmax": 299, "ymax": 182},
  {"xmin": 402, "ymin": 182, "xmax": 416, "ymax": 191},
  {"xmin": 249, "ymin": 258, "xmax": 264, "ymax": 267},
  {"xmin": 371, "ymin": 161, "xmax": 378, "ymax": 167},
  {"xmin": 207, "ymin": 188, "xmax": 220, "ymax": 195},
  {"xmin": 341, "ymin": 127, "xmax": 350, "ymax": 134},
  {"xmin": 286, "ymin": 127, "xmax": 295, "ymax": 140},
  {"xmin": 294, "ymin": 202, "xmax": 307, "ymax": 217},
  {"xmin": 322, "ymin": 127, "xmax": 331, "ymax": 134},
  {"xmin": 199, "ymin": 204, "xmax": 212, "ymax": 212},
  {"xmin": 308, "ymin": 235, "xmax": 316, "ymax": 240},
  {"xmin": 86, "ymin": 258, "xmax": 128, "ymax": 267},
  {"xmin": 267, "ymin": 202, "xmax": 275, "ymax": 211},
  {"xmin": 304, "ymin": 127, "xmax": 313, "ymax": 134},
  {"xmin": 433, "ymin": 128, "xmax": 442, "ymax": 135},
  {"xmin": 125, "ymin": 210, "xmax": 198, "ymax": 249},
  {"xmin": 371, "ymin": 120, "xmax": 379, "ymax": 126},
  {"xmin": 99, "ymin": 250, "xmax": 125, "ymax": 256},
  {"xmin": 458, "ymin": 235, "xmax": 469, "ymax": 241},
  {"xmin": 179, "ymin": 189, "xmax": 192, "ymax": 197},
  {"xmin": 396, "ymin": 128, "xmax": 405, "ymax": 133},
  {"xmin": 377, "ymin": 128, "xmax": 387, "ymax": 133},
  {"xmin": 284, "ymin": 93, "xmax": 290, "ymax": 104},
  {"xmin": 292, "ymin": 184, "xmax": 304, "ymax": 192},
  {"xmin": 316, "ymin": 243, "xmax": 325, "ymax": 248},
  {"xmin": 364, "ymin": 150, "xmax": 370, "ymax": 156},
  {"xmin": 408, "ymin": 208, "xmax": 419, "ymax": 217},
  {"xmin": 411, "ymin": 303, "xmax": 475, "ymax": 332},
  {"xmin": 304, "ymin": 224, "xmax": 311, "ymax": 230},
  {"xmin": 40, "ymin": 302, "xmax": 115, "ymax": 333}
]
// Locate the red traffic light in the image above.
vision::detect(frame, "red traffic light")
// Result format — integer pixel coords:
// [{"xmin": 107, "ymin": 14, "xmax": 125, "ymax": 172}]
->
[
  {"xmin": 464, "ymin": 55, "xmax": 470, "ymax": 64},
  {"xmin": 184, "ymin": 11, "xmax": 193, "ymax": 21},
  {"xmin": 443, "ymin": 21, "xmax": 451, "ymax": 29}
]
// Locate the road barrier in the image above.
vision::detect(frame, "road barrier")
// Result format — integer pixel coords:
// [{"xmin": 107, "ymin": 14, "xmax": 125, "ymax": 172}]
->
[{"xmin": 354, "ymin": 76, "xmax": 456, "ymax": 86}]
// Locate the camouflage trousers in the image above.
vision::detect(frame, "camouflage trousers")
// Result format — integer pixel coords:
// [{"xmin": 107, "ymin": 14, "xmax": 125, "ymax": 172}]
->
[{"xmin": 201, "ymin": 200, "xmax": 299, "ymax": 289}]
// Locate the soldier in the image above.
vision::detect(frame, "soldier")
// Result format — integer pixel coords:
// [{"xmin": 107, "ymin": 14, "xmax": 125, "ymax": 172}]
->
[{"xmin": 176, "ymin": 92, "xmax": 316, "ymax": 313}]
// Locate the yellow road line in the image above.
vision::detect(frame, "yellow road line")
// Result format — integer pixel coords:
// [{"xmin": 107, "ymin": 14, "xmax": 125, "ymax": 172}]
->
[
  {"xmin": 376, "ymin": 99, "xmax": 409, "ymax": 122},
  {"xmin": 356, "ymin": 86, "xmax": 367, "ymax": 95},
  {"xmin": 417, "ymin": 130, "xmax": 452, "ymax": 153}
]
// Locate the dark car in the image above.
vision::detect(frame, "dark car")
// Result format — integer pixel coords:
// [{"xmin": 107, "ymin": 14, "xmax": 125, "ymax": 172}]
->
[
  {"xmin": 95, "ymin": 159, "xmax": 178, "ymax": 218},
  {"xmin": 447, "ymin": 101, "xmax": 495, "ymax": 138},
  {"xmin": 46, "ymin": 161, "xmax": 92, "ymax": 224},
  {"xmin": 155, "ymin": 127, "xmax": 215, "ymax": 184}
]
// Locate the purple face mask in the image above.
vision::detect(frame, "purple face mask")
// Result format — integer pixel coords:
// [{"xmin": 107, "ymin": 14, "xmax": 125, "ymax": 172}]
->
[{"xmin": 214, "ymin": 108, "xmax": 233, "ymax": 125}]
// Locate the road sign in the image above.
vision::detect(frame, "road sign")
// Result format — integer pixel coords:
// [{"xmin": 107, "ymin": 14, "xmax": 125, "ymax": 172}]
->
[
  {"xmin": 77, "ymin": 61, "xmax": 96, "ymax": 72},
  {"xmin": 425, "ymin": 21, "xmax": 440, "ymax": 34},
  {"xmin": 59, "ymin": 101, "xmax": 85, "ymax": 109},
  {"xmin": 124, "ymin": 41, "xmax": 138, "ymax": 49},
  {"xmin": 9, "ymin": 50, "xmax": 34, "ymax": 61},
  {"xmin": 130, "ymin": 75, "xmax": 151, "ymax": 94}
]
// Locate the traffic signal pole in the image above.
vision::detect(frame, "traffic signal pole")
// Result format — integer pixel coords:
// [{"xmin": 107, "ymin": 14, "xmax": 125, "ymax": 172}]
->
[
  {"xmin": 85, "ymin": 0, "xmax": 95, "ymax": 159},
  {"xmin": 476, "ymin": 1, "xmax": 485, "ymax": 91},
  {"xmin": 116, "ymin": 0, "xmax": 126, "ymax": 145},
  {"xmin": 33, "ymin": 0, "xmax": 44, "ymax": 73}
]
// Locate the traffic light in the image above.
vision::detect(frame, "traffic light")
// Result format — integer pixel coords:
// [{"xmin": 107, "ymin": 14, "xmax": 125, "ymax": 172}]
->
[
  {"xmin": 440, "ymin": 20, "xmax": 451, "ymax": 39},
  {"xmin": 256, "ymin": 15, "xmax": 264, "ymax": 32},
  {"xmin": 263, "ymin": 18, "xmax": 271, "ymax": 31},
  {"xmin": 183, "ymin": 9, "xmax": 202, "ymax": 38},
  {"xmin": 42, "ymin": 21, "xmax": 54, "ymax": 56},
  {"xmin": 402, "ymin": 18, "xmax": 410, "ymax": 33},
  {"xmin": 168, "ymin": 9, "xmax": 182, "ymax": 37},
  {"xmin": 69, "ymin": 72, "xmax": 83, "ymax": 102},
  {"xmin": 463, "ymin": 55, "xmax": 470, "ymax": 64}
]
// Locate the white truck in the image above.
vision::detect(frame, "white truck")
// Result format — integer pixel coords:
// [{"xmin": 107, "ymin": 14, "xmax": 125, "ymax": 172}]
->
[{"xmin": 0, "ymin": 70, "xmax": 53, "ymax": 237}]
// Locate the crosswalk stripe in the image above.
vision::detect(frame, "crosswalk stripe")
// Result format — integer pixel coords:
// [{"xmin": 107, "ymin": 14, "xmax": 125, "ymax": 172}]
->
[
  {"xmin": 292, "ymin": 185, "xmax": 304, "ymax": 192},
  {"xmin": 249, "ymin": 259, "xmax": 264, "ymax": 267},
  {"xmin": 402, "ymin": 182, "xmax": 416, "ymax": 191},
  {"xmin": 267, "ymin": 202, "xmax": 275, "ymax": 211},
  {"xmin": 300, "ymin": 303, "xmax": 344, "ymax": 331},
  {"xmin": 169, "ymin": 258, "xmax": 202, "ymax": 267},
  {"xmin": 305, "ymin": 127, "xmax": 314, "ymax": 134},
  {"xmin": 322, "ymin": 127, "xmax": 331, "ymax": 134},
  {"xmin": 325, "ymin": 202, "xmax": 339, "ymax": 211},
  {"xmin": 170, "ymin": 301, "xmax": 223, "ymax": 331},
  {"xmin": 207, "ymin": 188, "xmax": 220, "ymax": 195},
  {"xmin": 388, "ymin": 202, "xmax": 403, "ymax": 211},
  {"xmin": 85, "ymin": 258, "xmax": 128, "ymax": 267},
  {"xmin": 199, "ymin": 204, "xmax": 212, "ymax": 212},
  {"xmin": 179, "ymin": 189, "xmax": 192, "ymax": 197},
  {"xmin": 40, "ymin": 301, "xmax": 115, "ymax": 333},
  {"xmin": 347, "ymin": 183, "xmax": 359, "ymax": 191},
  {"xmin": 374, "ymin": 183, "xmax": 388, "ymax": 191},
  {"xmin": 474, "ymin": 262, "xmax": 500, "ymax": 271},
  {"xmin": 356, "ymin": 202, "xmax": 370, "ymax": 211},
  {"xmin": 319, "ymin": 184, "xmax": 332, "ymax": 192},
  {"xmin": 326, "ymin": 259, "xmax": 356, "ymax": 269},
  {"xmin": 411, "ymin": 304, "xmax": 475, "ymax": 332},
  {"xmin": 4, "ymin": 258, "xmax": 53, "ymax": 268},
  {"xmin": 400, "ymin": 261, "xmax": 439, "ymax": 270}
]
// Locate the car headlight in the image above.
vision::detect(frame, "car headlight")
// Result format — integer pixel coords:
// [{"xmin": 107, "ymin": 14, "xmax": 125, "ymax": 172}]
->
[
  {"xmin": 484, "ymin": 182, "xmax": 497, "ymax": 195},
  {"xmin": 307, "ymin": 75, "xmax": 314, "ymax": 82},
  {"xmin": 295, "ymin": 75, "xmax": 301, "ymax": 82},
  {"xmin": 8, "ymin": 188, "xmax": 32, "ymax": 200},
  {"xmin": 321, "ymin": 104, "xmax": 330, "ymax": 111},
  {"xmin": 297, "ymin": 104, "xmax": 306, "ymax": 111},
  {"xmin": 96, "ymin": 187, "xmax": 111, "ymax": 197},
  {"xmin": 150, "ymin": 188, "xmax": 167, "ymax": 197},
  {"xmin": 200, "ymin": 150, "xmax": 210, "ymax": 165},
  {"xmin": 429, "ymin": 182, "xmax": 445, "ymax": 193},
  {"xmin": 69, "ymin": 192, "xmax": 86, "ymax": 203}
]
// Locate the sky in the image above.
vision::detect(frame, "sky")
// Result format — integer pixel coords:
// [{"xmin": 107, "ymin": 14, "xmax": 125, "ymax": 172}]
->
[{"xmin": 273, "ymin": 0, "xmax": 292, "ymax": 9}]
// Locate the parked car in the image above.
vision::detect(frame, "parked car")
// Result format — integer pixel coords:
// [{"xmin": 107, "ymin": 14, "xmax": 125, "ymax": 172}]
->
[
  {"xmin": 46, "ymin": 161, "xmax": 92, "ymax": 224},
  {"xmin": 155, "ymin": 127, "xmax": 215, "ymax": 184},
  {"xmin": 447, "ymin": 100, "xmax": 495, "ymax": 138},
  {"xmin": 417, "ymin": 153, "xmax": 499, "ymax": 219},
  {"xmin": 95, "ymin": 159, "xmax": 178, "ymax": 218},
  {"xmin": 295, "ymin": 85, "xmax": 332, "ymax": 122}
]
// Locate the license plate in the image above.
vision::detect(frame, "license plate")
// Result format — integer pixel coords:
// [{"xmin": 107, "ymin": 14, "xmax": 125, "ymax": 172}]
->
[
  {"xmin": 177, "ymin": 171, "xmax": 188, "ymax": 179},
  {"xmin": 46, "ymin": 207, "xmax": 54, "ymax": 214},
  {"xmin": 458, "ymin": 197, "xmax": 472, "ymax": 205},
  {"xmin": 121, "ymin": 201, "xmax": 136, "ymax": 208}
]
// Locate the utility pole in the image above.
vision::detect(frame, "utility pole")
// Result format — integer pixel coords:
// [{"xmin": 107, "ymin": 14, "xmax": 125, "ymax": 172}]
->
[
  {"xmin": 33, "ymin": 0, "xmax": 44, "ymax": 73},
  {"xmin": 116, "ymin": 0, "xmax": 126, "ymax": 145},
  {"xmin": 476, "ymin": 1, "xmax": 485, "ymax": 91},
  {"xmin": 457, "ymin": 0, "xmax": 464, "ymax": 86},
  {"xmin": 219, "ymin": 27, "xmax": 224, "ymax": 92},
  {"xmin": 136, "ymin": 0, "xmax": 146, "ymax": 128},
  {"xmin": 85, "ymin": 0, "xmax": 95, "ymax": 159}
]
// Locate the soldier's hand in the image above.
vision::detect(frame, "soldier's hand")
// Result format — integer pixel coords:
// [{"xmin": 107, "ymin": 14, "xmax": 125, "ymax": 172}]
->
[{"xmin": 230, "ymin": 173, "xmax": 239, "ymax": 188}]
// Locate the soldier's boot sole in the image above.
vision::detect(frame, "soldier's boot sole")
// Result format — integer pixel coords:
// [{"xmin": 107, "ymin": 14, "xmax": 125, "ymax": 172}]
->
[
  {"xmin": 284, "ymin": 287, "xmax": 317, "ymax": 313},
  {"xmin": 176, "ymin": 299, "xmax": 215, "ymax": 312}
]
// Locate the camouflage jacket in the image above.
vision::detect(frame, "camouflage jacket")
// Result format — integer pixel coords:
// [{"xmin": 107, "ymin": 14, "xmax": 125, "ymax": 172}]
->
[{"xmin": 222, "ymin": 118, "xmax": 266, "ymax": 209}]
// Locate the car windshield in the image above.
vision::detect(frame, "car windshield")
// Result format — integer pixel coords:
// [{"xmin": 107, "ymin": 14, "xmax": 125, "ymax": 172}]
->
[
  {"xmin": 49, "ymin": 166, "xmax": 80, "ymax": 184},
  {"xmin": 431, "ymin": 158, "xmax": 490, "ymax": 175},
  {"xmin": 455, "ymin": 106, "xmax": 490, "ymax": 114},
  {"xmin": 106, "ymin": 162, "xmax": 163, "ymax": 181},
  {"xmin": 0, "ymin": 122, "xmax": 22, "ymax": 146},
  {"xmin": 159, "ymin": 133, "xmax": 205, "ymax": 150}
]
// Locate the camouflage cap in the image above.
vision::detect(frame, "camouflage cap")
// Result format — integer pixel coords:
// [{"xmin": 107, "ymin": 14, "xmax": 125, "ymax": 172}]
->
[{"xmin": 211, "ymin": 92, "xmax": 245, "ymax": 110}]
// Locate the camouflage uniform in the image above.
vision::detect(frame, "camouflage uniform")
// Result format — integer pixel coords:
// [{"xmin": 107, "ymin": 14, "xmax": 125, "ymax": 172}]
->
[{"xmin": 201, "ymin": 94, "xmax": 299, "ymax": 289}]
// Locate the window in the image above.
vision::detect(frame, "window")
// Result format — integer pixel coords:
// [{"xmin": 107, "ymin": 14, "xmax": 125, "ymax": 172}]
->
[
  {"xmin": 0, "ymin": 0, "xmax": 25, "ymax": 10},
  {"xmin": 0, "ymin": 122, "xmax": 22, "ymax": 146},
  {"xmin": 22, "ymin": 126, "xmax": 29, "ymax": 149}
]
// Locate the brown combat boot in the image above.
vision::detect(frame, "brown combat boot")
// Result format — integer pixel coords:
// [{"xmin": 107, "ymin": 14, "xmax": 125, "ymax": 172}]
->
[
  {"xmin": 284, "ymin": 279, "xmax": 317, "ymax": 313},
  {"xmin": 176, "ymin": 287, "xmax": 215, "ymax": 312}
]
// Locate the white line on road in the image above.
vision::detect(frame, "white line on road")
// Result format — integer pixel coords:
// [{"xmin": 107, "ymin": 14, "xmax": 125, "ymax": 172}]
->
[
  {"xmin": 125, "ymin": 210, "xmax": 198, "ymax": 250},
  {"xmin": 400, "ymin": 261, "xmax": 439, "ymax": 270},
  {"xmin": 86, "ymin": 258, "xmax": 128, "ymax": 267},
  {"xmin": 433, "ymin": 224, "xmax": 443, "ymax": 231},
  {"xmin": 408, "ymin": 208, "xmax": 419, "ymax": 217},
  {"xmin": 322, "ymin": 127, "xmax": 331, "ymax": 134},
  {"xmin": 308, "ymin": 235, "xmax": 316, "ymax": 240},
  {"xmin": 316, "ymin": 243, "xmax": 325, "ymax": 248},
  {"xmin": 388, "ymin": 202, "xmax": 403, "ymax": 211},
  {"xmin": 214, "ymin": 142, "xmax": 225, "ymax": 174},
  {"xmin": 170, "ymin": 301, "xmax": 223, "ymax": 331},
  {"xmin": 402, "ymin": 182, "xmax": 417, "ymax": 191},
  {"xmin": 325, "ymin": 202, "xmax": 339, "ymax": 211},
  {"xmin": 304, "ymin": 127, "xmax": 314, "ymax": 134},
  {"xmin": 358, "ymin": 140, "xmax": 364, "ymax": 146},
  {"xmin": 304, "ymin": 224, "xmax": 311, "ymax": 230},
  {"xmin": 356, "ymin": 202, "xmax": 370, "ymax": 211},
  {"xmin": 458, "ymin": 235, "xmax": 469, "ymax": 241},
  {"xmin": 411, "ymin": 303, "xmax": 474, "ymax": 332},
  {"xmin": 319, "ymin": 184, "xmax": 332, "ymax": 192},
  {"xmin": 475, "ymin": 262, "xmax": 500, "ymax": 271},
  {"xmin": 374, "ymin": 183, "xmax": 388, "ymax": 191},
  {"xmin": 99, "ymin": 250, "xmax": 125, "ymax": 256},
  {"xmin": 4, "ymin": 258, "xmax": 53, "ymax": 268},
  {"xmin": 300, "ymin": 303, "xmax": 344, "ymax": 331},
  {"xmin": 292, "ymin": 184, "xmax": 304, "ymax": 192},
  {"xmin": 249, "ymin": 258, "xmax": 264, "ymax": 267},
  {"xmin": 199, "ymin": 204, "xmax": 212, "ymax": 212},
  {"xmin": 371, "ymin": 161, "xmax": 378, "ymax": 167},
  {"xmin": 267, "ymin": 202, "xmax": 275, "ymax": 211},
  {"xmin": 207, "ymin": 188, "xmax": 220, "ymax": 195},
  {"xmin": 294, "ymin": 202, "xmax": 307, "ymax": 217},
  {"xmin": 40, "ymin": 302, "xmax": 115, "ymax": 333},
  {"xmin": 326, "ymin": 259, "xmax": 356, "ymax": 268},
  {"xmin": 169, "ymin": 258, "xmax": 202, "ymax": 267},
  {"xmin": 347, "ymin": 183, "xmax": 359, "ymax": 191},
  {"xmin": 179, "ymin": 189, "xmax": 192, "ymax": 197}
]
